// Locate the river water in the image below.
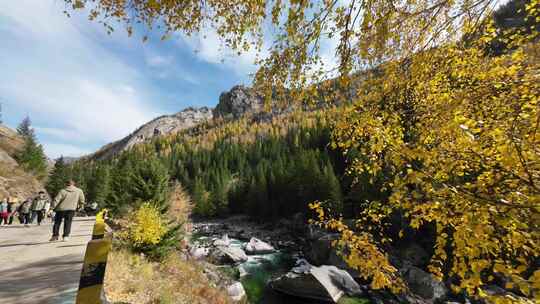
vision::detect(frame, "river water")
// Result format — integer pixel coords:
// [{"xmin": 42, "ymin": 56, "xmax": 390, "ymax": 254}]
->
[{"xmin": 195, "ymin": 235, "xmax": 370, "ymax": 304}]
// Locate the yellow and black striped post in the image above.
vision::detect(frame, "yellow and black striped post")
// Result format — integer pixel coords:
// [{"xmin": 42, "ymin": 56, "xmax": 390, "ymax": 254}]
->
[{"xmin": 76, "ymin": 210, "xmax": 112, "ymax": 304}]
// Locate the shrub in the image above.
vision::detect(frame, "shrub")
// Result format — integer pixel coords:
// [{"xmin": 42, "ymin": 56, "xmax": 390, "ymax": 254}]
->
[{"xmin": 127, "ymin": 202, "xmax": 167, "ymax": 248}]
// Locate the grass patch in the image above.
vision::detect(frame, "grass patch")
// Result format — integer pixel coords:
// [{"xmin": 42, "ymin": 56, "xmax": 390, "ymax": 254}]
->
[
  {"xmin": 104, "ymin": 249, "xmax": 231, "ymax": 304},
  {"xmin": 338, "ymin": 297, "xmax": 372, "ymax": 304}
]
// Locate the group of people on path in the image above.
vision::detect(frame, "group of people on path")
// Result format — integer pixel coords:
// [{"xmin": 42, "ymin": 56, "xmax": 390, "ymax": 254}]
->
[
  {"xmin": 0, "ymin": 180, "xmax": 87, "ymax": 242},
  {"xmin": 0, "ymin": 191, "xmax": 51, "ymax": 226}
]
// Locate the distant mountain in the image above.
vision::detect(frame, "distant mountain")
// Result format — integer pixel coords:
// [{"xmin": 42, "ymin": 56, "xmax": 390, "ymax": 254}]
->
[
  {"xmin": 91, "ymin": 107, "xmax": 213, "ymax": 160},
  {"xmin": 89, "ymin": 85, "xmax": 267, "ymax": 161},
  {"xmin": 0, "ymin": 124, "xmax": 44, "ymax": 200}
]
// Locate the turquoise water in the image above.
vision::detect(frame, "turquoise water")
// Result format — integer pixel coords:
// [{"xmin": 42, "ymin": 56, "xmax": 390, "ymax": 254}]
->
[
  {"xmin": 191, "ymin": 232, "xmax": 370, "ymax": 304},
  {"xmin": 239, "ymin": 251, "xmax": 371, "ymax": 304}
]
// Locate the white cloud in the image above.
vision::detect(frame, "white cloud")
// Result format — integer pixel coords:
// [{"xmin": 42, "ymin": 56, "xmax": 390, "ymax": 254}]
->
[
  {"xmin": 179, "ymin": 28, "xmax": 263, "ymax": 77},
  {"xmin": 35, "ymin": 127, "xmax": 81, "ymax": 142},
  {"xmin": 178, "ymin": 20, "xmax": 341, "ymax": 80},
  {"xmin": 43, "ymin": 142, "xmax": 92, "ymax": 159},
  {"xmin": 0, "ymin": 0, "xmax": 162, "ymax": 157},
  {"xmin": 146, "ymin": 54, "xmax": 174, "ymax": 67}
]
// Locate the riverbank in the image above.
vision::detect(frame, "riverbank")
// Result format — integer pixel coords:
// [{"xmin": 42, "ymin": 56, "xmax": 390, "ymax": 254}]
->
[{"xmin": 189, "ymin": 216, "xmax": 371, "ymax": 304}]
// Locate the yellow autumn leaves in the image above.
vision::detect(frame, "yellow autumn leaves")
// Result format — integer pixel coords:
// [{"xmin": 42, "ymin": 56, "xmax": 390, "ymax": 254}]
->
[{"xmin": 127, "ymin": 203, "xmax": 167, "ymax": 247}]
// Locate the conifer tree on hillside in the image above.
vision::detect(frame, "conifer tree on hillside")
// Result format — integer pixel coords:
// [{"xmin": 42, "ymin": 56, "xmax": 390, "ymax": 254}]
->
[
  {"xmin": 16, "ymin": 116, "xmax": 34, "ymax": 138},
  {"xmin": 87, "ymin": 165, "xmax": 111, "ymax": 207},
  {"xmin": 106, "ymin": 160, "xmax": 133, "ymax": 214},
  {"xmin": 15, "ymin": 116, "xmax": 47, "ymax": 177},
  {"xmin": 191, "ymin": 177, "xmax": 214, "ymax": 217},
  {"xmin": 127, "ymin": 157, "xmax": 170, "ymax": 212}
]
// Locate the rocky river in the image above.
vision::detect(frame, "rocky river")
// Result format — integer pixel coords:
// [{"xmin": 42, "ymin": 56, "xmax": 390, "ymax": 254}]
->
[{"xmin": 189, "ymin": 216, "xmax": 371, "ymax": 304}]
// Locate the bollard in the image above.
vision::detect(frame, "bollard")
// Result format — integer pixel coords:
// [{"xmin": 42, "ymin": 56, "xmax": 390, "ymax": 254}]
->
[{"xmin": 76, "ymin": 210, "xmax": 112, "ymax": 304}]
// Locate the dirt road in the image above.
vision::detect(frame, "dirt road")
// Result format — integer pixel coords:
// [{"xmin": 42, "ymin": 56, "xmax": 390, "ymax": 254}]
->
[{"xmin": 0, "ymin": 217, "xmax": 95, "ymax": 304}]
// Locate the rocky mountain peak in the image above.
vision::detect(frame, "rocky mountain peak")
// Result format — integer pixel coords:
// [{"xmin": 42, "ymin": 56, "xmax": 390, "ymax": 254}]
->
[
  {"xmin": 92, "ymin": 106, "xmax": 213, "ymax": 160},
  {"xmin": 214, "ymin": 85, "xmax": 264, "ymax": 119}
]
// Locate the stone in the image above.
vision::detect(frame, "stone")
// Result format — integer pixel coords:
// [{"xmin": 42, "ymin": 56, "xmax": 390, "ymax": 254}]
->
[
  {"xmin": 401, "ymin": 265, "xmax": 448, "ymax": 302},
  {"xmin": 189, "ymin": 246, "xmax": 209, "ymax": 260},
  {"xmin": 306, "ymin": 233, "xmax": 340, "ymax": 265},
  {"xmin": 209, "ymin": 246, "xmax": 248, "ymax": 264},
  {"xmin": 227, "ymin": 282, "xmax": 246, "ymax": 302},
  {"xmin": 270, "ymin": 260, "xmax": 362, "ymax": 303},
  {"xmin": 400, "ymin": 243, "xmax": 429, "ymax": 267},
  {"xmin": 203, "ymin": 267, "xmax": 221, "ymax": 283},
  {"xmin": 327, "ymin": 249, "xmax": 361, "ymax": 279},
  {"xmin": 238, "ymin": 265, "xmax": 248, "ymax": 278},
  {"xmin": 214, "ymin": 85, "xmax": 264, "ymax": 119},
  {"xmin": 481, "ymin": 285, "xmax": 533, "ymax": 303},
  {"xmin": 213, "ymin": 234, "xmax": 231, "ymax": 247},
  {"xmin": 245, "ymin": 237, "xmax": 275, "ymax": 255},
  {"xmin": 0, "ymin": 149, "xmax": 17, "ymax": 167}
]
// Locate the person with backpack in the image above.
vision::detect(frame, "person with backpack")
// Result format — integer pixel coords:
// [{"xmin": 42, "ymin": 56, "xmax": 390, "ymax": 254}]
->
[
  {"xmin": 7, "ymin": 197, "xmax": 19, "ymax": 225},
  {"xmin": 18, "ymin": 198, "xmax": 33, "ymax": 227},
  {"xmin": 50, "ymin": 180, "xmax": 85, "ymax": 242},
  {"xmin": 31, "ymin": 191, "xmax": 49, "ymax": 225}
]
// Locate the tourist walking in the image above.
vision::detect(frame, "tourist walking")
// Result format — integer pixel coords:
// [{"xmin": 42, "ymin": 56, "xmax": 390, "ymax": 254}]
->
[
  {"xmin": 43, "ymin": 198, "xmax": 51, "ymax": 223},
  {"xmin": 18, "ymin": 198, "xmax": 33, "ymax": 227},
  {"xmin": 0, "ymin": 199, "xmax": 8, "ymax": 225},
  {"xmin": 50, "ymin": 180, "xmax": 85, "ymax": 242},
  {"xmin": 31, "ymin": 191, "xmax": 48, "ymax": 225},
  {"xmin": 7, "ymin": 197, "xmax": 19, "ymax": 225}
]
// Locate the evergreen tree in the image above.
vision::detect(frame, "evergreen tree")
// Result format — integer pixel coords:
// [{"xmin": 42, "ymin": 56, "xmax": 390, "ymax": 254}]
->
[
  {"xmin": 127, "ymin": 157, "xmax": 170, "ymax": 212},
  {"xmin": 15, "ymin": 116, "xmax": 47, "ymax": 177},
  {"xmin": 16, "ymin": 136, "xmax": 48, "ymax": 177},
  {"xmin": 192, "ymin": 177, "xmax": 214, "ymax": 217},
  {"xmin": 46, "ymin": 157, "xmax": 69, "ymax": 198},
  {"xmin": 87, "ymin": 165, "xmax": 111, "ymax": 207},
  {"xmin": 106, "ymin": 160, "xmax": 132, "ymax": 214},
  {"xmin": 16, "ymin": 116, "xmax": 34, "ymax": 138}
]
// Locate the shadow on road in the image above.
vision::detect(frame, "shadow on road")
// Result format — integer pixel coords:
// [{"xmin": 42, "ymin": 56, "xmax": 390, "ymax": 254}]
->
[
  {"xmin": 0, "ymin": 241, "xmax": 51, "ymax": 248},
  {"xmin": 57, "ymin": 244, "xmax": 86, "ymax": 248},
  {"xmin": 0, "ymin": 254, "xmax": 83, "ymax": 303}
]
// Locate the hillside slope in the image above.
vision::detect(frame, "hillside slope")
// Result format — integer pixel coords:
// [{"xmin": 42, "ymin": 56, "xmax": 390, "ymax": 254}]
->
[
  {"xmin": 91, "ymin": 85, "xmax": 267, "ymax": 161},
  {"xmin": 0, "ymin": 125, "xmax": 44, "ymax": 200}
]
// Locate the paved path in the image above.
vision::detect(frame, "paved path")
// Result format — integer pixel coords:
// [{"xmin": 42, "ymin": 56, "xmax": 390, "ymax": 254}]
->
[{"xmin": 0, "ymin": 217, "xmax": 95, "ymax": 304}]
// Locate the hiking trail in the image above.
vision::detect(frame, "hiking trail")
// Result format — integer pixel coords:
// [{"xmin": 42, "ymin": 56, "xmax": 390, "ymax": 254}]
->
[{"xmin": 0, "ymin": 217, "xmax": 95, "ymax": 304}]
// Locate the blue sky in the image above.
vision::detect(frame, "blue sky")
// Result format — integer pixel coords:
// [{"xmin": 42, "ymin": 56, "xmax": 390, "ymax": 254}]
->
[{"xmin": 0, "ymin": 1, "xmax": 261, "ymax": 158}]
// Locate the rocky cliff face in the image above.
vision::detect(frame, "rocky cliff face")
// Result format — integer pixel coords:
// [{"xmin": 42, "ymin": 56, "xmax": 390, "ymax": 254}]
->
[
  {"xmin": 0, "ymin": 125, "xmax": 44, "ymax": 200},
  {"xmin": 92, "ymin": 107, "xmax": 213, "ymax": 160},
  {"xmin": 213, "ymin": 85, "xmax": 265, "ymax": 119}
]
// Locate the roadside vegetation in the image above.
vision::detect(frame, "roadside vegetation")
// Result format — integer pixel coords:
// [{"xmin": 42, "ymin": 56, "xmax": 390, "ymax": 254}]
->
[{"xmin": 60, "ymin": 0, "xmax": 540, "ymax": 303}]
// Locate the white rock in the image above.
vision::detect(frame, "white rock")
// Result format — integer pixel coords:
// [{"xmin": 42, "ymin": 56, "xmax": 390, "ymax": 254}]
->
[
  {"xmin": 214, "ymin": 234, "xmax": 231, "ymax": 247},
  {"xmin": 227, "ymin": 282, "xmax": 246, "ymax": 302},
  {"xmin": 210, "ymin": 246, "xmax": 248, "ymax": 264},
  {"xmin": 270, "ymin": 262, "xmax": 363, "ymax": 303},
  {"xmin": 190, "ymin": 246, "xmax": 209, "ymax": 260},
  {"xmin": 238, "ymin": 265, "xmax": 248, "ymax": 278},
  {"xmin": 245, "ymin": 237, "xmax": 275, "ymax": 254}
]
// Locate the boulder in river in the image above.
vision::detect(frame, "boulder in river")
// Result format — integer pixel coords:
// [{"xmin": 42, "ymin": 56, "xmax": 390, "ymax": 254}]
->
[
  {"xmin": 209, "ymin": 245, "xmax": 248, "ymax": 264},
  {"xmin": 245, "ymin": 237, "xmax": 275, "ymax": 255},
  {"xmin": 306, "ymin": 233, "xmax": 340, "ymax": 265},
  {"xmin": 189, "ymin": 246, "xmax": 209, "ymax": 260},
  {"xmin": 214, "ymin": 234, "xmax": 231, "ymax": 247},
  {"xmin": 401, "ymin": 265, "xmax": 448, "ymax": 302},
  {"xmin": 270, "ymin": 259, "xmax": 362, "ymax": 303},
  {"xmin": 227, "ymin": 282, "xmax": 247, "ymax": 302}
]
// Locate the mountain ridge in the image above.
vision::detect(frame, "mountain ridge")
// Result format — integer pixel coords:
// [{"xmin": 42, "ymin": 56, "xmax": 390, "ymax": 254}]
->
[{"xmin": 89, "ymin": 85, "xmax": 267, "ymax": 161}]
